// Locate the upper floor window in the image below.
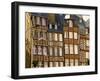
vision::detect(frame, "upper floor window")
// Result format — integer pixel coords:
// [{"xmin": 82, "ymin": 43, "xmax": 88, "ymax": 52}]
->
[
  {"xmin": 65, "ymin": 44, "xmax": 69, "ymax": 54},
  {"xmin": 59, "ymin": 47, "xmax": 63, "ymax": 56},
  {"xmin": 59, "ymin": 34, "xmax": 63, "ymax": 41},
  {"xmin": 43, "ymin": 47, "xmax": 47, "ymax": 55},
  {"xmin": 49, "ymin": 33, "xmax": 52, "ymax": 41},
  {"xmin": 49, "ymin": 24, "xmax": 52, "ymax": 29},
  {"xmin": 32, "ymin": 46, "xmax": 37, "ymax": 54},
  {"xmin": 69, "ymin": 32, "xmax": 73, "ymax": 39},
  {"xmin": 74, "ymin": 32, "xmax": 78, "ymax": 39},
  {"xmin": 42, "ymin": 18, "xmax": 46, "ymax": 26},
  {"xmin": 54, "ymin": 47, "xmax": 58, "ymax": 56},
  {"xmin": 55, "ymin": 24, "xmax": 57, "ymax": 30},
  {"xmin": 38, "ymin": 46, "xmax": 42, "ymax": 55},
  {"xmin": 70, "ymin": 44, "xmax": 73, "ymax": 54},
  {"xmin": 74, "ymin": 45, "xmax": 78, "ymax": 54},
  {"xmin": 54, "ymin": 33, "xmax": 58, "ymax": 41},
  {"xmin": 49, "ymin": 47, "xmax": 53, "ymax": 56},
  {"xmin": 69, "ymin": 20, "xmax": 73, "ymax": 27},
  {"xmin": 36, "ymin": 16, "xmax": 40, "ymax": 25}
]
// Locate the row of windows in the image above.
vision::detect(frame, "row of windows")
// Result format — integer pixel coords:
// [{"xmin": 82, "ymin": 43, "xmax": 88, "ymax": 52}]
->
[
  {"xmin": 33, "ymin": 31, "xmax": 47, "ymax": 40},
  {"xmin": 65, "ymin": 59, "xmax": 79, "ymax": 66},
  {"xmin": 32, "ymin": 59, "xmax": 79, "ymax": 67},
  {"xmin": 32, "ymin": 61, "xmax": 64, "ymax": 67},
  {"xmin": 31, "ymin": 16, "xmax": 47, "ymax": 26},
  {"xmin": 48, "ymin": 33, "xmax": 63, "ymax": 41},
  {"xmin": 65, "ymin": 44, "xmax": 78, "ymax": 54},
  {"xmin": 64, "ymin": 32, "xmax": 78, "ymax": 39},
  {"xmin": 32, "ymin": 46, "xmax": 63, "ymax": 56},
  {"xmin": 80, "ymin": 39, "xmax": 89, "ymax": 49}
]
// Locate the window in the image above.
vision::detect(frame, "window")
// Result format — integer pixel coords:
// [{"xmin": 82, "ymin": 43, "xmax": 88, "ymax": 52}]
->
[
  {"xmin": 86, "ymin": 29, "xmax": 89, "ymax": 34},
  {"xmin": 49, "ymin": 62, "xmax": 53, "ymax": 67},
  {"xmin": 70, "ymin": 44, "xmax": 73, "ymax": 54},
  {"xmin": 36, "ymin": 16, "xmax": 40, "ymax": 25},
  {"xmin": 49, "ymin": 24, "xmax": 52, "ymax": 29},
  {"xmin": 54, "ymin": 33, "xmax": 58, "ymax": 41},
  {"xmin": 55, "ymin": 24, "xmax": 57, "ymax": 29},
  {"xmin": 42, "ymin": 18, "xmax": 46, "ymax": 26},
  {"xmin": 43, "ymin": 32, "xmax": 46, "ymax": 40},
  {"xmin": 59, "ymin": 42, "xmax": 63, "ymax": 46},
  {"xmin": 74, "ymin": 45, "xmax": 78, "ymax": 54},
  {"xmin": 49, "ymin": 47, "xmax": 53, "ymax": 56},
  {"xmin": 70, "ymin": 59, "xmax": 74, "ymax": 66},
  {"xmin": 65, "ymin": 44, "xmax": 69, "ymax": 54},
  {"xmin": 69, "ymin": 32, "xmax": 73, "ymax": 38},
  {"xmin": 44, "ymin": 62, "xmax": 48, "ymax": 67},
  {"xmin": 59, "ymin": 62, "xmax": 63, "ymax": 67},
  {"xmin": 86, "ymin": 40, "xmax": 89, "ymax": 46},
  {"xmin": 64, "ymin": 32, "xmax": 68, "ymax": 38},
  {"xmin": 65, "ymin": 59, "xmax": 69, "ymax": 66},
  {"xmin": 54, "ymin": 62, "xmax": 59, "ymax": 67},
  {"xmin": 43, "ymin": 47, "xmax": 47, "ymax": 55},
  {"xmin": 69, "ymin": 20, "xmax": 73, "ymax": 27},
  {"xmin": 74, "ymin": 32, "xmax": 78, "ymax": 39},
  {"xmin": 32, "ymin": 16, "xmax": 35, "ymax": 26},
  {"xmin": 38, "ymin": 46, "xmax": 42, "ymax": 55},
  {"xmin": 38, "ymin": 62, "xmax": 43, "ymax": 67},
  {"xmin": 64, "ymin": 32, "xmax": 67, "ymax": 38},
  {"xmin": 38, "ymin": 32, "xmax": 40, "ymax": 39},
  {"xmin": 54, "ymin": 47, "xmax": 58, "ymax": 56},
  {"xmin": 49, "ymin": 33, "xmax": 52, "ymax": 41},
  {"xmin": 32, "ymin": 46, "xmax": 37, "ymax": 54},
  {"xmin": 75, "ymin": 59, "xmax": 78, "ymax": 66},
  {"xmin": 59, "ymin": 34, "xmax": 63, "ymax": 41},
  {"xmin": 49, "ymin": 42, "xmax": 53, "ymax": 46},
  {"xmin": 86, "ymin": 52, "xmax": 89, "ymax": 58},
  {"xmin": 59, "ymin": 48, "xmax": 62, "ymax": 56}
]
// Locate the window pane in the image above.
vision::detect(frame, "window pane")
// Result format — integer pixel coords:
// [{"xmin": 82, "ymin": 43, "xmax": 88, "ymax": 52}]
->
[
  {"xmin": 44, "ymin": 62, "xmax": 48, "ymax": 67},
  {"xmin": 38, "ymin": 46, "xmax": 42, "ymax": 55},
  {"xmin": 36, "ymin": 16, "xmax": 40, "ymax": 25},
  {"xmin": 74, "ymin": 32, "xmax": 78, "ymax": 39},
  {"xmin": 32, "ymin": 16, "xmax": 35, "ymax": 26},
  {"xmin": 32, "ymin": 46, "xmax": 37, "ymax": 54},
  {"xmin": 59, "ymin": 48, "xmax": 62, "ymax": 56},
  {"xmin": 70, "ymin": 45, "xmax": 73, "ymax": 54},
  {"xmin": 54, "ymin": 62, "xmax": 59, "ymax": 67},
  {"xmin": 49, "ymin": 62, "xmax": 53, "ymax": 67},
  {"xmin": 75, "ymin": 59, "xmax": 78, "ymax": 66},
  {"xmin": 49, "ymin": 24, "xmax": 52, "ymax": 29},
  {"xmin": 64, "ymin": 32, "xmax": 67, "ymax": 38},
  {"xmin": 59, "ymin": 42, "xmax": 63, "ymax": 46},
  {"xmin": 70, "ymin": 59, "xmax": 74, "ymax": 66},
  {"xmin": 59, "ymin": 34, "xmax": 63, "ymax": 41},
  {"xmin": 65, "ymin": 59, "xmax": 69, "ymax": 66},
  {"xmin": 43, "ymin": 47, "xmax": 47, "ymax": 55},
  {"xmin": 55, "ymin": 24, "xmax": 57, "ymax": 29},
  {"xmin": 49, "ymin": 33, "xmax": 52, "ymax": 41},
  {"xmin": 49, "ymin": 42, "xmax": 53, "ymax": 46},
  {"xmin": 42, "ymin": 18, "xmax": 46, "ymax": 26},
  {"xmin": 86, "ymin": 40, "xmax": 89, "ymax": 46},
  {"xmin": 38, "ymin": 62, "xmax": 43, "ymax": 67},
  {"xmin": 69, "ymin": 20, "xmax": 73, "ymax": 27},
  {"xmin": 65, "ymin": 44, "xmax": 69, "ymax": 54},
  {"xmin": 86, "ymin": 52, "xmax": 89, "ymax": 58},
  {"xmin": 54, "ymin": 33, "xmax": 58, "ymax": 41},
  {"xmin": 54, "ymin": 47, "xmax": 58, "ymax": 56},
  {"xmin": 69, "ymin": 32, "xmax": 73, "ymax": 38},
  {"xmin": 59, "ymin": 62, "xmax": 63, "ymax": 67},
  {"xmin": 74, "ymin": 45, "xmax": 78, "ymax": 54},
  {"xmin": 49, "ymin": 47, "xmax": 53, "ymax": 56}
]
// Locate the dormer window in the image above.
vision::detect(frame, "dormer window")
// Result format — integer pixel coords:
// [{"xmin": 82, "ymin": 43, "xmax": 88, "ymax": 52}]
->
[
  {"xmin": 49, "ymin": 24, "xmax": 52, "ymax": 29},
  {"xmin": 69, "ymin": 20, "xmax": 73, "ymax": 27},
  {"xmin": 55, "ymin": 24, "xmax": 57, "ymax": 29}
]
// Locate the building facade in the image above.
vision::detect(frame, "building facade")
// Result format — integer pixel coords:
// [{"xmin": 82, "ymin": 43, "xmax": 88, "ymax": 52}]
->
[{"xmin": 25, "ymin": 13, "xmax": 89, "ymax": 68}]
